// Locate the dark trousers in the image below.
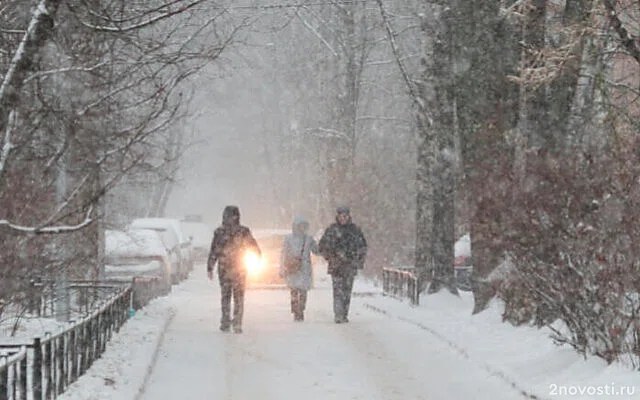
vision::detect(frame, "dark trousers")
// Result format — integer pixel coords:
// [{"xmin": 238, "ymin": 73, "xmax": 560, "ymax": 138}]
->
[
  {"xmin": 219, "ymin": 277, "xmax": 246, "ymax": 328},
  {"xmin": 290, "ymin": 289, "xmax": 308, "ymax": 315},
  {"xmin": 331, "ymin": 273, "xmax": 356, "ymax": 320}
]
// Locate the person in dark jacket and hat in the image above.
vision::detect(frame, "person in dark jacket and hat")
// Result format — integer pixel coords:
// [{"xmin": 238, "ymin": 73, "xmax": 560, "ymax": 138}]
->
[
  {"xmin": 207, "ymin": 205, "xmax": 261, "ymax": 333},
  {"xmin": 318, "ymin": 206, "xmax": 367, "ymax": 323}
]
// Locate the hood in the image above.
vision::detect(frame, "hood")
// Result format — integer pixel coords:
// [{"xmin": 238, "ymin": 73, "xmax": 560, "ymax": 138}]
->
[
  {"xmin": 222, "ymin": 205, "xmax": 240, "ymax": 226},
  {"xmin": 292, "ymin": 216, "xmax": 309, "ymax": 234}
]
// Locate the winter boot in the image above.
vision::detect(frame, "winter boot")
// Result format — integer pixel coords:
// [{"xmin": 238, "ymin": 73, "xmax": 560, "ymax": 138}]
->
[{"xmin": 232, "ymin": 319, "xmax": 242, "ymax": 333}]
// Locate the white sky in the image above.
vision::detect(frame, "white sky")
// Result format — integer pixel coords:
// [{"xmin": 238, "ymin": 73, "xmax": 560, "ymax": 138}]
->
[{"xmin": 50, "ymin": 265, "xmax": 638, "ymax": 400}]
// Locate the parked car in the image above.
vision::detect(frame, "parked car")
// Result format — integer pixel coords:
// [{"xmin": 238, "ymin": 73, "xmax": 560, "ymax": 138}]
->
[
  {"xmin": 454, "ymin": 233, "xmax": 472, "ymax": 291},
  {"xmin": 104, "ymin": 229, "xmax": 172, "ymax": 298},
  {"xmin": 246, "ymin": 229, "xmax": 290, "ymax": 288},
  {"xmin": 179, "ymin": 219, "xmax": 212, "ymax": 264},
  {"xmin": 129, "ymin": 218, "xmax": 192, "ymax": 283}
]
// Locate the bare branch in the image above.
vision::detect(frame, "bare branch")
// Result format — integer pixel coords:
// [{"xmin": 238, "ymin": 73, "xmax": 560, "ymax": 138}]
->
[
  {"xmin": 375, "ymin": 0, "xmax": 430, "ymax": 125},
  {"xmin": 295, "ymin": 8, "xmax": 339, "ymax": 56},
  {"xmin": 70, "ymin": 0, "xmax": 207, "ymax": 33}
]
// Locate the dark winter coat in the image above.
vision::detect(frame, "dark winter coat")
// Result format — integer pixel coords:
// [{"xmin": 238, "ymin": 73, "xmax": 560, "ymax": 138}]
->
[
  {"xmin": 207, "ymin": 206, "xmax": 261, "ymax": 282},
  {"xmin": 318, "ymin": 218, "xmax": 367, "ymax": 276}
]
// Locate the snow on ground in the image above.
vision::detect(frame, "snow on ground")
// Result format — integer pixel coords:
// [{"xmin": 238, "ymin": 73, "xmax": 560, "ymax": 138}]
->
[{"xmin": 51, "ymin": 265, "xmax": 637, "ymax": 400}]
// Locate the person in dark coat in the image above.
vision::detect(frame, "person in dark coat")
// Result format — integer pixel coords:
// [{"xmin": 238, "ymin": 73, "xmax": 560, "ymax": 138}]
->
[
  {"xmin": 279, "ymin": 216, "xmax": 319, "ymax": 322},
  {"xmin": 207, "ymin": 205, "xmax": 261, "ymax": 333},
  {"xmin": 318, "ymin": 206, "xmax": 367, "ymax": 323}
]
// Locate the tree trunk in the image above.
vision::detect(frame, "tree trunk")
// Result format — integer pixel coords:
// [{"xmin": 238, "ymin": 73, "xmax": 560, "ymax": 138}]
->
[
  {"xmin": 335, "ymin": 4, "xmax": 360, "ymax": 204},
  {"xmin": 425, "ymin": 8, "xmax": 457, "ymax": 295},
  {"xmin": 451, "ymin": 0, "xmax": 515, "ymax": 313},
  {"xmin": 0, "ymin": 0, "xmax": 61, "ymax": 193},
  {"xmin": 549, "ymin": 0, "xmax": 593, "ymax": 147},
  {"xmin": 429, "ymin": 149, "xmax": 457, "ymax": 295},
  {"xmin": 415, "ymin": 122, "xmax": 434, "ymax": 289},
  {"xmin": 414, "ymin": 9, "xmax": 437, "ymax": 289},
  {"xmin": 0, "ymin": 0, "xmax": 61, "ymax": 134},
  {"xmin": 522, "ymin": 0, "xmax": 550, "ymax": 150}
]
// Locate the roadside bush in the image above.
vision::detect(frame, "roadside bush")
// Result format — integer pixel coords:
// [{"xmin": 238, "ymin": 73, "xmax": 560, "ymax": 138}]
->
[{"xmin": 498, "ymin": 148, "xmax": 640, "ymax": 367}]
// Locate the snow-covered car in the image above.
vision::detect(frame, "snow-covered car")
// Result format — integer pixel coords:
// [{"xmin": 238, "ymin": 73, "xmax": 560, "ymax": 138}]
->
[
  {"xmin": 104, "ymin": 229, "xmax": 172, "ymax": 297},
  {"xmin": 454, "ymin": 233, "xmax": 472, "ymax": 291},
  {"xmin": 180, "ymin": 220, "xmax": 212, "ymax": 264},
  {"xmin": 246, "ymin": 229, "xmax": 290, "ymax": 288},
  {"xmin": 129, "ymin": 217, "xmax": 191, "ymax": 283}
]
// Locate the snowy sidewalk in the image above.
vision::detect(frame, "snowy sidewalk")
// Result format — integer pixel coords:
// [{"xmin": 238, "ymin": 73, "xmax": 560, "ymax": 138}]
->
[
  {"xmin": 58, "ymin": 267, "xmax": 637, "ymax": 400},
  {"xmin": 137, "ymin": 272, "xmax": 521, "ymax": 400},
  {"xmin": 359, "ymin": 288, "xmax": 638, "ymax": 400}
]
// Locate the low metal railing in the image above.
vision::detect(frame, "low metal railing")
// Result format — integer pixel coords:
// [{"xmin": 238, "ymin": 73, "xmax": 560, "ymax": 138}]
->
[
  {"xmin": 0, "ymin": 347, "xmax": 27, "ymax": 400},
  {"xmin": 0, "ymin": 277, "xmax": 162, "ymax": 400},
  {"xmin": 382, "ymin": 267, "xmax": 420, "ymax": 306},
  {"xmin": 28, "ymin": 279, "xmax": 129, "ymax": 318},
  {"xmin": 30, "ymin": 286, "xmax": 132, "ymax": 400}
]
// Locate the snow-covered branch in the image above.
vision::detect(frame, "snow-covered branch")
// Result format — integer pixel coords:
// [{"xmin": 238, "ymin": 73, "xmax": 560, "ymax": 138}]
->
[
  {"xmin": 0, "ymin": 110, "xmax": 16, "ymax": 177},
  {"xmin": 0, "ymin": 206, "xmax": 94, "ymax": 235},
  {"xmin": 304, "ymin": 127, "xmax": 352, "ymax": 143},
  {"xmin": 23, "ymin": 61, "xmax": 109, "ymax": 84}
]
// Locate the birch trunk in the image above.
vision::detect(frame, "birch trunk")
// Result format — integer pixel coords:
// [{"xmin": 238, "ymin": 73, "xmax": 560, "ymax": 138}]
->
[{"xmin": 0, "ymin": 0, "xmax": 61, "ymax": 175}]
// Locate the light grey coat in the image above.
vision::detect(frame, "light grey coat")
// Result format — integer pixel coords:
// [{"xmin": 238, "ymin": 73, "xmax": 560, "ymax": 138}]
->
[{"xmin": 279, "ymin": 216, "xmax": 319, "ymax": 290}]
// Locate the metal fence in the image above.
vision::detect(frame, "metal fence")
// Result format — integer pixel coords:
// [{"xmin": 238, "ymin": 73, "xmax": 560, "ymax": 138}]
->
[
  {"xmin": 27, "ymin": 280, "xmax": 127, "ymax": 318},
  {"xmin": 382, "ymin": 267, "xmax": 420, "ymax": 306},
  {"xmin": 0, "ymin": 278, "xmax": 159, "ymax": 400},
  {"xmin": 0, "ymin": 347, "xmax": 27, "ymax": 400}
]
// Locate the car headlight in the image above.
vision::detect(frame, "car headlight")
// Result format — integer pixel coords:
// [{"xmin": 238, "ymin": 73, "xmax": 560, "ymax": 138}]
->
[{"xmin": 244, "ymin": 251, "xmax": 263, "ymax": 276}]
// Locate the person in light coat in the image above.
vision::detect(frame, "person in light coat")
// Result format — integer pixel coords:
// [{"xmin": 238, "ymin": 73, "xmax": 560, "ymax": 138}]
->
[{"xmin": 280, "ymin": 216, "xmax": 319, "ymax": 321}]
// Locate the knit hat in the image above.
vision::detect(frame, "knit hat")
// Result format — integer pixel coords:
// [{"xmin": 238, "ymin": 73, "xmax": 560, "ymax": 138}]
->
[{"xmin": 336, "ymin": 206, "xmax": 350, "ymax": 215}]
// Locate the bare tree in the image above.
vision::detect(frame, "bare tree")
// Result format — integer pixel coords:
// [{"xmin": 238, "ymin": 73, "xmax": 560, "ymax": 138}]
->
[
  {"xmin": 0, "ymin": 0, "xmax": 245, "ymax": 309},
  {"xmin": 256, "ymin": 1, "xmax": 419, "ymax": 274}
]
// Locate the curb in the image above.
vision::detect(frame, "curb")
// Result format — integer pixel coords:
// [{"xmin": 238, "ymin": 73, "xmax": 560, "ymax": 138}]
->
[{"xmin": 133, "ymin": 307, "xmax": 177, "ymax": 400}]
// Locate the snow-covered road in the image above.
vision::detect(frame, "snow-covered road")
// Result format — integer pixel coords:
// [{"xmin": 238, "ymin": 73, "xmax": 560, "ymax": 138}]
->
[{"xmin": 137, "ymin": 268, "xmax": 523, "ymax": 400}]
